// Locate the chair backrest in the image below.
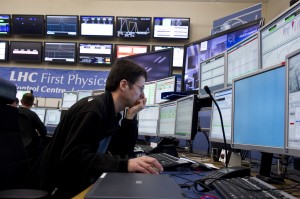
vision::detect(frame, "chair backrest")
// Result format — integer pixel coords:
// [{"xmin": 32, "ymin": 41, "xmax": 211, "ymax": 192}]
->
[
  {"xmin": 19, "ymin": 112, "xmax": 38, "ymax": 147},
  {"xmin": 0, "ymin": 105, "xmax": 30, "ymax": 190},
  {"xmin": 0, "ymin": 77, "xmax": 31, "ymax": 189}
]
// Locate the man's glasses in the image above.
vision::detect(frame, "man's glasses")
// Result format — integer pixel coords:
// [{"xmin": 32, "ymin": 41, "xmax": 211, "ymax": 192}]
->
[{"xmin": 134, "ymin": 83, "xmax": 144, "ymax": 93}]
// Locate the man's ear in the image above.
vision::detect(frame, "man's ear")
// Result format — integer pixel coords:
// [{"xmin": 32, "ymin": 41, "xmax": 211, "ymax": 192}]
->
[{"xmin": 120, "ymin": 79, "xmax": 128, "ymax": 92}]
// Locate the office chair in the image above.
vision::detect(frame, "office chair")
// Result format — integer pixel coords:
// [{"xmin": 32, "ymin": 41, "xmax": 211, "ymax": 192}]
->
[{"xmin": 0, "ymin": 77, "xmax": 48, "ymax": 199}]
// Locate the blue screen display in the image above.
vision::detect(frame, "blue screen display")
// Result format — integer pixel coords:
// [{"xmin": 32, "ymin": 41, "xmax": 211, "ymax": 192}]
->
[{"xmin": 233, "ymin": 66, "xmax": 285, "ymax": 148}]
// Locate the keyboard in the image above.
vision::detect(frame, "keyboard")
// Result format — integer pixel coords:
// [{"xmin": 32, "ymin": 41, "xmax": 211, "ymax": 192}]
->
[
  {"xmin": 212, "ymin": 176, "xmax": 297, "ymax": 199},
  {"xmin": 148, "ymin": 153, "xmax": 191, "ymax": 168}
]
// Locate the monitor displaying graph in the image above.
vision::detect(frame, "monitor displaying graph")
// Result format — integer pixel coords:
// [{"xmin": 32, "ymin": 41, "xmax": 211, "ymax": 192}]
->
[
  {"xmin": 116, "ymin": 16, "xmax": 151, "ymax": 39},
  {"xmin": 46, "ymin": 15, "xmax": 78, "ymax": 36},
  {"xmin": 260, "ymin": 3, "xmax": 300, "ymax": 69},
  {"xmin": 44, "ymin": 42, "xmax": 76, "ymax": 63}
]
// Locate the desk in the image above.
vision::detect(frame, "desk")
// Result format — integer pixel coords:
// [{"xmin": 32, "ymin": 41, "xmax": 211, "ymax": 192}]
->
[{"xmin": 72, "ymin": 153, "xmax": 300, "ymax": 199}]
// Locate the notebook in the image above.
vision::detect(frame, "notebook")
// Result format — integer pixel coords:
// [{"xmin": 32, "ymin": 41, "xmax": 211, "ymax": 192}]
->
[{"xmin": 84, "ymin": 172, "xmax": 186, "ymax": 199}]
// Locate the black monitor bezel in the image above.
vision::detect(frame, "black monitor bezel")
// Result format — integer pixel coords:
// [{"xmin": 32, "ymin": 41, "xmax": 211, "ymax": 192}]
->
[
  {"xmin": 152, "ymin": 17, "xmax": 190, "ymax": 40},
  {"xmin": 77, "ymin": 42, "xmax": 113, "ymax": 66},
  {"xmin": 79, "ymin": 15, "xmax": 115, "ymax": 37},
  {"xmin": 9, "ymin": 41, "xmax": 43, "ymax": 63},
  {"xmin": 43, "ymin": 42, "xmax": 77, "ymax": 64},
  {"xmin": 45, "ymin": 15, "xmax": 79, "ymax": 37}
]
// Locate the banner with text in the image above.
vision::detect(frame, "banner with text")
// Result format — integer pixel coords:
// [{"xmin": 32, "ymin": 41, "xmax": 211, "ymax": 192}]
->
[{"xmin": 0, "ymin": 67, "xmax": 109, "ymax": 98}]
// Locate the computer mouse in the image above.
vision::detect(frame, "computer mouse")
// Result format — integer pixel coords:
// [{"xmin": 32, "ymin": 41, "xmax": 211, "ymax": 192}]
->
[{"xmin": 190, "ymin": 162, "xmax": 212, "ymax": 171}]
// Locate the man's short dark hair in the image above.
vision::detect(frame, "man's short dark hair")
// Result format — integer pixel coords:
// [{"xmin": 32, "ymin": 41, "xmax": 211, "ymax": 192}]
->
[
  {"xmin": 105, "ymin": 59, "xmax": 147, "ymax": 91},
  {"xmin": 21, "ymin": 93, "xmax": 34, "ymax": 106}
]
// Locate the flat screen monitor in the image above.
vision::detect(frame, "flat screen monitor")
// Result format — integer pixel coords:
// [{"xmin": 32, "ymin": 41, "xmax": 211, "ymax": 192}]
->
[
  {"xmin": 286, "ymin": 49, "xmax": 300, "ymax": 157},
  {"xmin": 46, "ymin": 15, "xmax": 78, "ymax": 36},
  {"xmin": 260, "ymin": 3, "xmax": 300, "ymax": 69},
  {"xmin": 144, "ymin": 81, "xmax": 156, "ymax": 105},
  {"xmin": 199, "ymin": 53, "xmax": 225, "ymax": 97},
  {"xmin": 80, "ymin": 15, "xmax": 114, "ymax": 37},
  {"xmin": 77, "ymin": 90, "xmax": 93, "ymax": 101},
  {"xmin": 175, "ymin": 95, "xmax": 198, "ymax": 140},
  {"xmin": 121, "ymin": 48, "xmax": 173, "ymax": 81},
  {"xmin": 115, "ymin": 44, "xmax": 149, "ymax": 59},
  {"xmin": 92, "ymin": 89, "xmax": 105, "ymax": 96},
  {"xmin": 232, "ymin": 64, "xmax": 286, "ymax": 154},
  {"xmin": 183, "ymin": 19, "xmax": 261, "ymax": 93},
  {"xmin": 44, "ymin": 109, "xmax": 61, "ymax": 126},
  {"xmin": 155, "ymin": 76, "xmax": 176, "ymax": 104},
  {"xmin": 31, "ymin": 107, "xmax": 46, "ymax": 123},
  {"xmin": 0, "ymin": 15, "xmax": 11, "ymax": 35},
  {"xmin": 227, "ymin": 33, "xmax": 259, "ymax": 86},
  {"xmin": 78, "ymin": 43, "xmax": 113, "ymax": 65},
  {"xmin": 152, "ymin": 45, "xmax": 184, "ymax": 67},
  {"xmin": 116, "ymin": 16, "xmax": 151, "ymax": 39},
  {"xmin": 44, "ymin": 42, "xmax": 76, "ymax": 63},
  {"xmin": 0, "ymin": 41, "xmax": 8, "ymax": 61},
  {"xmin": 61, "ymin": 91, "xmax": 78, "ymax": 109},
  {"xmin": 153, "ymin": 17, "xmax": 190, "ymax": 39},
  {"xmin": 16, "ymin": 90, "xmax": 32, "ymax": 102},
  {"xmin": 210, "ymin": 87, "xmax": 232, "ymax": 143},
  {"xmin": 158, "ymin": 101, "xmax": 177, "ymax": 137},
  {"xmin": 12, "ymin": 15, "xmax": 44, "ymax": 36},
  {"xmin": 138, "ymin": 105, "xmax": 159, "ymax": 136},
  {"xmin": 9, "ymin": 41, "xmax": 42, "ymax": 62}
]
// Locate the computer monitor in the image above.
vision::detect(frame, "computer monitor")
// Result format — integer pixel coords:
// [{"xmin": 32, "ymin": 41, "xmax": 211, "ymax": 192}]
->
[
  {"xmin": 80, "ymin": 16, "xmax": 114, "ymax": 37},
  {"xmin": 44, "ymin": 42, "xmax": 76, "ymax": 63},
  {"xmin": 153, "ymin": 17, "xmax": 190, "ymax": 39},
  {"xmin": 61, "ymin": 91, "xmax": 78, "ymax": 109},
  {"xmin": 77, "ymin": 90, "xmax": 93, "ymax": 101},
  {"xmin": 158, "ymin": 101, "xmax": 177, "ymax": 137},
  {"xmin": 232, "ymin": 64, "xmax": 286, "ymax": 155},
  {"xmin": 44, "ymin": 109, "xmax": 61, "ymax": 126},
  {"xmin": 122, "ymin": 48, "xmax": 173, "ymax": 81},
  {"xmin": 16, "ymin": 90, "xmax": 32, "ymax": 102},
  {"xmin": 46, "ymin": 15, "xmax": 78, "ymax": 36},
  {"xmin": 0, "ymin": 41, "xmax": 8, "ymax": 61},
  {"xmin": 227, "ymin": 33, "xmax": 259, "ymax": 86},
  {"xmin": 144, "ymin": 81, "xmax": 156, "ymax": 105},
  {"xmin": 31, "ymin": 107, "xmax": 46, "ymax": 123},
  {"xmin": 0, "ymin": 15, "xmax": 11, "ymax": 35},
  {"xmin": 9, "ymin": 41, "xmax": 42, "ymax": 62},
  {"xmin": 12, "ymin": 15, "xmax": 44, "ymax": 36},
  {"xmin": 78, "ymin": 43, "xmax": 113, "ymax": 65},
  {"xmin": 199, "ymin": 53, "xmax": 226, "ymax": 97},
  {"xmin": 174, "ymin": 95, "xmax": 198, "ymax": 140},
  {"xmin": 115, "ymin": 44, "xmax": 149, "ymax": 59},
  {"xmin": 152, "ymin": 45, "xmax": 184, "ymax": 67},
  {"xmin": 210, "ymin": 87, "xmax": 232, "ymax": 143},
  {"xmin": 116, "ymin": 16, "xmax": 151, "ymax": 39},
  {"xmin": 138, "ymin": 105, "xmax": 159, "ymax": 136},
  {"xmin": 286, "ymin": 49, "xmax": 300, "ymax": 157},
  {"xmin": 260, "ymin": 2, "xmax": 300, "ymax": 69},
  {"xmin": 182, "ymin": 19, "xmax": 261, "ymax": 93},
  {"xmin": 155, "ymin": 76, "xmax": 176, "ymax": 104}
]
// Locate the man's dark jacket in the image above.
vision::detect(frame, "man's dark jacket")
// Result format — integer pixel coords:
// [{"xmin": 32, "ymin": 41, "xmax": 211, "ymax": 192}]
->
[{"xmin": 30, "ymin": 92, "xmax": 138, "ymax": 198}]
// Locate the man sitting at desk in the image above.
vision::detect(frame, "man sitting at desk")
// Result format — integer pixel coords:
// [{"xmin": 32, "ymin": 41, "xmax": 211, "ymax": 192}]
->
[{"xmin": 30, "ymin": 59, "xmax": 163, "ymax": 198}]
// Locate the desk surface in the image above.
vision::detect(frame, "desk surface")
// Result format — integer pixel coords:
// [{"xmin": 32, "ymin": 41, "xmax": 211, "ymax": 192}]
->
[{"xmin": 72, "ymin": 153, "xmax": 300, "ymax": 199}]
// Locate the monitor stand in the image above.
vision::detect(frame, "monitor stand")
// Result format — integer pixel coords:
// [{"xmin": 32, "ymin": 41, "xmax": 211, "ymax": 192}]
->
[{"xmin": 256, "ymin": 152, "xmax": 284, "ymax": 184}]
